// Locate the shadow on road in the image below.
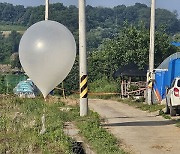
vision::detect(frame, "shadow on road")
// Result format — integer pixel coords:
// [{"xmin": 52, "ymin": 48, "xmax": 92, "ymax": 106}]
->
[
  {"xmin": 102, "ymin": 120, "xmax": 175, "ymax": 127},
  {"xmin": 105, "ymin": 115, "xmax": 158, "ymax": 119}
]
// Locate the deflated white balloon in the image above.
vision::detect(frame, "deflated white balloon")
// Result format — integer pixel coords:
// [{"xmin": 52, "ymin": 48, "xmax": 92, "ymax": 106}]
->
[{"xmin": 19, "ymin": 20, "xmax": 76, "ymax": 98}]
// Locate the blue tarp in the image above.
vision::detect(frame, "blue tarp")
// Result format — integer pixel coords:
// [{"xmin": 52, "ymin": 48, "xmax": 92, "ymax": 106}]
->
[
  {"xmin": 172, "ymin": 42, "xmax": 180, "ymax": 47},
  {"xmin": 13, "ymin": 79, "xmax": 38, "ymax": 95}
]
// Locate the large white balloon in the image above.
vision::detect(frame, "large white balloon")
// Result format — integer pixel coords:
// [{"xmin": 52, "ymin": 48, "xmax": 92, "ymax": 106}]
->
[{"xmin": 19, "ymin": 20, "xmax": 76, "ymax": 98}]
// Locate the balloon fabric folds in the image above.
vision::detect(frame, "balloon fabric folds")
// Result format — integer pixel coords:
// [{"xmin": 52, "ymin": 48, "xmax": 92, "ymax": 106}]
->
[{"xmin": 19, "ymin": 20, "xmax": 76, "ymax": 98}]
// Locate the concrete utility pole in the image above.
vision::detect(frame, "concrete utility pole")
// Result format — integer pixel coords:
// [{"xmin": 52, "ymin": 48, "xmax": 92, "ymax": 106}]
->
[
  {"xmin": 45, "ymin": 0, "xmax": 49, "ymax": 20},
  {"xmin": 147, "ymin": 0, "xmax": 156, "ymax": 105},
  {"xmin": 79, "ymin": 0, "xmax": 88, "ymax": 116}
]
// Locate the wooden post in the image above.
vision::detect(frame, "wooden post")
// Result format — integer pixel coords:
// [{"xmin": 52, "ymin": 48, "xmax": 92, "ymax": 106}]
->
[
  {"xmin": 62, "ymin": 82, "xmax": 66, "ymax": 99},
  {"xmin": 124, "ymin": 80, "xmax": 127, "ymax": 96},
  {"xmin": 121, "ymin": 78, "xmax": 124, "ymax": 98}
]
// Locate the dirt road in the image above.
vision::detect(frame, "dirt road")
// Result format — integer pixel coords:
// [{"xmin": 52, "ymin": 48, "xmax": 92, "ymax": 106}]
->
[{"xmin": 89, "ymin": 99, "xmax": 180, "ymax": 154}]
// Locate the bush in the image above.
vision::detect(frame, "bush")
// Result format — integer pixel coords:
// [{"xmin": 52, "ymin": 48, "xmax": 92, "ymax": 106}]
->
[
  {"xmin": 0, "ymin": 74, "xmax": 27, "ymax": 94},
  {"xmin": 89, "ymin": 77, "xmax": 119, "ymax": 93}
]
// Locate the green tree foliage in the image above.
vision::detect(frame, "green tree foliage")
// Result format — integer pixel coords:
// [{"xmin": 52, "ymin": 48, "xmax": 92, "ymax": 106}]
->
[
  {"xmin": 0, "ymin": 32, "xmax": 12, "ymax": 63},
  {"xmin": 87, "ymin": 27, "xmax": 119, "ymax": 52},
  {"xmin": 173, "ymin": 33, "xmax": 180, "ymax": 42},
  {"xmin": 88, "ymin": 24, "xmax": 179, "ymax": 82},
  {"xmin": 64, "ymin": 24, "xmax": 179, "ymax": 93},
  {"xmin": 0, "ymin": 74, "xmax": 6, "ymax": 93},
  {"xmin": 63, "ymin": 57, "xmax": 79, "ymax": 94},
  {"xmin": 0, "ymin": 31, "xmax": 22, "ymax": 64},
  {"xmin": 10, "ymin": 52, "xmax": 21, "ymax": 69},
  {"xmin": 7, "ymin": 30, "xmax": 22, "ymax": 52},
  {"xmin": 156, "ymin": 9, "xmax": 180, "ymax": 33},
  {"xmin": 0, "ymin": 2, "xmax": 179, "ymax": 34},
  {"xmin": 0, "ymin": 2, "xmax": 179, "ymax": 94}
]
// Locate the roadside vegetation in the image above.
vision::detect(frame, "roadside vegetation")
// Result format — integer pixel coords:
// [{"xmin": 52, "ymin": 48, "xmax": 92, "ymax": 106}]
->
[
  {"xmin": 76, "ymin": 111, "xmax": 126, "ymax": 154},
  {"xmin": 0, "ymin": 74, "xmax": 26, "ymax": 94},
  {"xmin": 0, "ymin": 96, "xmax": 78, "ymax": 153},
  {"xmin": 0, "ymin": 95, "xmax": 126, "ymax": 154},
  {"xmin": 159, "ymin": 112, "xmax": 172, "ymax": 119},
  {"xmin": 116, "ymin": 98, "xmax": 165, "ymax": 112},
  {"xmin": 175, "ymin": 119, "xmax": 180, "ymax": 128}
]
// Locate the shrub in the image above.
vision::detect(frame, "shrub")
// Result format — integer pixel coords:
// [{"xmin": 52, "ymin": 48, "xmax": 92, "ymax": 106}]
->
[{"xmin": 89, "ymin": 77, "xmax": 119, "ymax": 93}]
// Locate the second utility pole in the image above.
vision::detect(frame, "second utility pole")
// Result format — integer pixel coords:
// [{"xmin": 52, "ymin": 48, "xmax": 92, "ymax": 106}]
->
[
  {"xmin": 147, "ymin": 0, "xmax": 156, "ymax": 105},
  {"xmin": 45, "ymin": 0, "xmax": 49, "ymax": 20},
  {"xmin": 79, "ymin": 0, "xmax": 88, "ymax": 116}
]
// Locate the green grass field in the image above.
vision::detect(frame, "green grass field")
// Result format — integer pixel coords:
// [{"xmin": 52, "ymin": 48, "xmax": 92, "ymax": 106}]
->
[
  {"xmin": 0, "ymin": 95, "xmax": 126, "ymax": 154},
  {"xmin": 0, "ymin": 96, "xmax": 78, "ymax": 153},
  {"xmin": 0, "ymin": 24, "xmax": 27, "ymax": 31}
]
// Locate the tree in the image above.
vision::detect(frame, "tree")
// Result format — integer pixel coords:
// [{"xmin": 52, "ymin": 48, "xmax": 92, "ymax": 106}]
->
[
  {"xmin": 0, "ymin": 2, "xmax": 179, "ymax": 35},
  {"xmin": 0, "ymin": 31, "xmax": 21, "ymax": 64},
  {"xmin": 173, "ymin": 33, "xmax": 180, "ymax": 42},
  {"xmin": 62, "ymin": 57, "xmax": 79, "ymax": 94},
  {"xmin": 0, "ymin": 32, "xmax": 12, "ymax": 63},
  {"xmin": 7, "ymin": 30, "xmax": 22, "ymax": 53},
  {"xmin": 1, "ymin": 3, "xmax": 15, "ymax": 22},
  {"xmin": 0, "ymin": 74, "xmax": 6, "ymax": 93},
  {"xmin": 88, "ymin": 24, "xmax": 179, "ymax": 82},
  {"xmin": 10, "ymin": 52, "xmax": 21, "ymax": 69}
]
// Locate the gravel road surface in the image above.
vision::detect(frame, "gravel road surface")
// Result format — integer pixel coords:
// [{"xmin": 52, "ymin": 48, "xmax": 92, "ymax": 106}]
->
[{"xmin": 89, "ymin": 99, "xmax": 180, "ymax": 154}]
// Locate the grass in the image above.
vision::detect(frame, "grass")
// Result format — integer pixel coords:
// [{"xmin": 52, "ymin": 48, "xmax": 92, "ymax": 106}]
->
[
  {"xmin": 0, "ymin": 95, "xmax": 79, "ymax": 153},
  {"xmin": 0, "ymin": 95, "xmax": 126, "ymax": 154},
  {"xmin": 75, "ymin": 111, "xmax": 126, "ymax": 154},
  {"xmin": 158, "ymin": 110, "xmax": 172, "ymax": 119},
  {"xmin": 89, "ymin": 77, "xmax": 119, "ymax": 93},
  {"xmin": 175, "ymin": 119, "xmax": 180, "ymax": 128},
  {"xmin": 116, "ymin": 98, "xmax": 165, "ymax": 112},
  {"xmin": 0, "ymin": 24, "xmax": 27, "ymax": 31}
]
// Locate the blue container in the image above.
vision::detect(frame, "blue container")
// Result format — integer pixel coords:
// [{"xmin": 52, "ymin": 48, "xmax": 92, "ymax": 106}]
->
[
  {"xmin": 174, "ymin": 59, "xmax": 180, "ymax": 78},
  {"xmin": 165, "ymin": 59, "xmax": 180, "ymax": 88},
  {"xmin": 154, "ymin": 69, "xmax": 168, "ymax": 100},
  {"xmin": 154, "ymin": 58, "xmax": 180, "ymax": 101}
]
